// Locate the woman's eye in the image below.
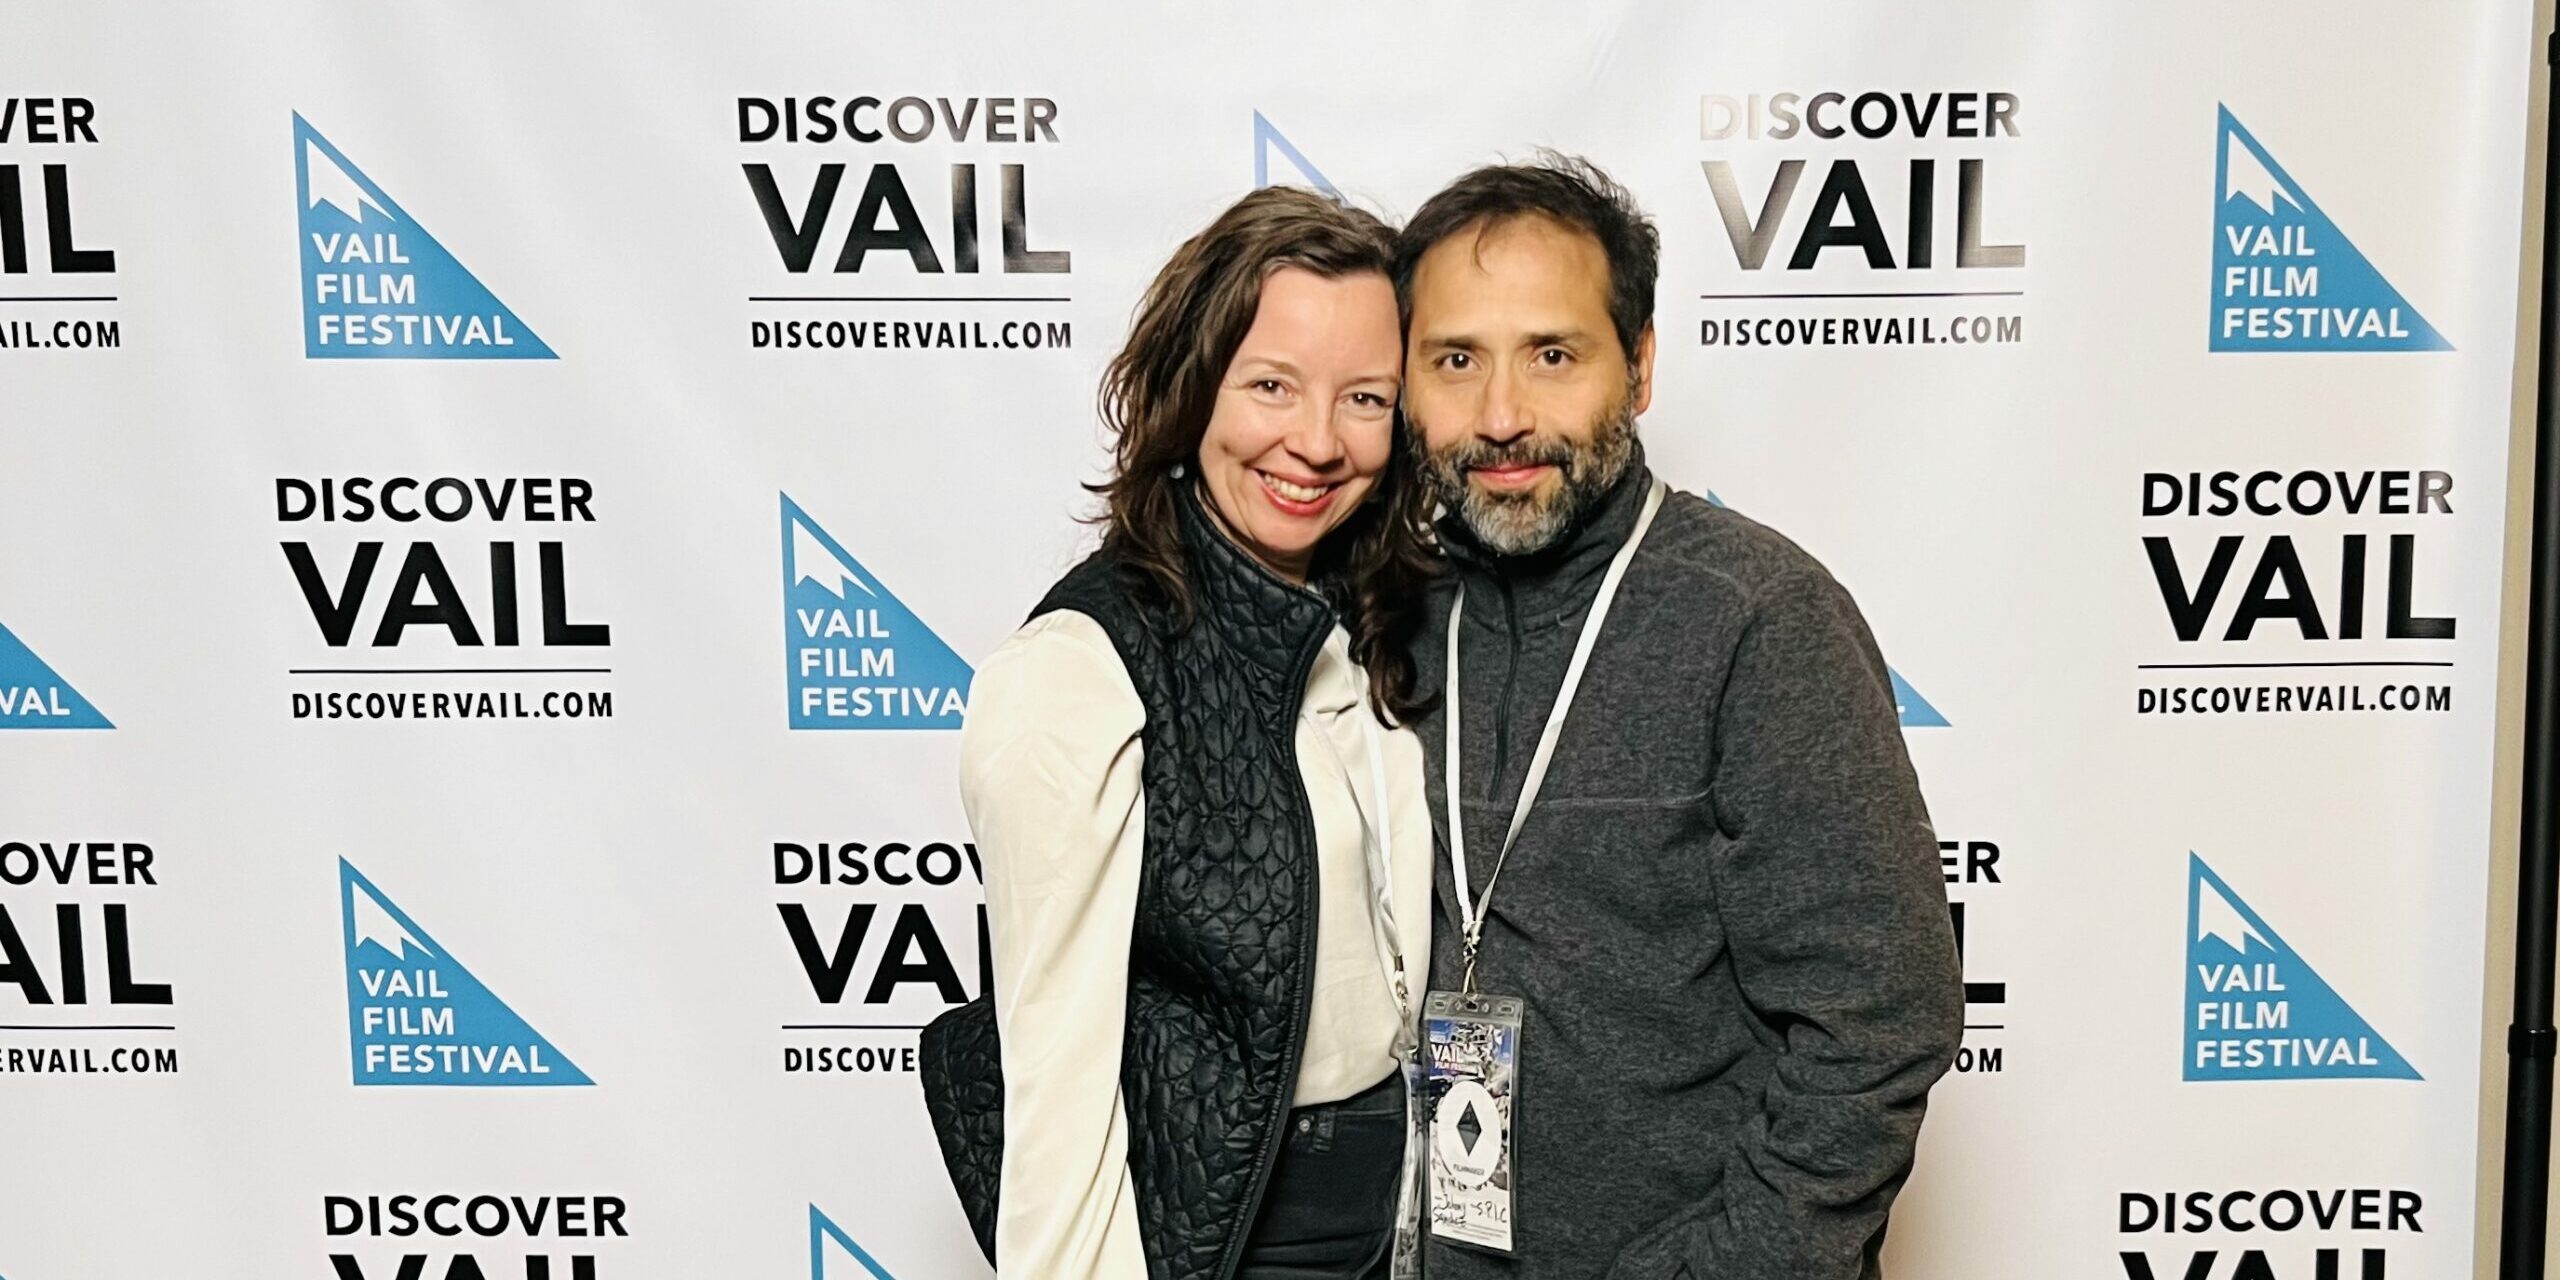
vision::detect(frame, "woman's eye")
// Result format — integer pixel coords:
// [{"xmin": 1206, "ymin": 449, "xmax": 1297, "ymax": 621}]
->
[{"xmin": 1251, "ymin": 378, "xmax": 1286, "ymax": 395}]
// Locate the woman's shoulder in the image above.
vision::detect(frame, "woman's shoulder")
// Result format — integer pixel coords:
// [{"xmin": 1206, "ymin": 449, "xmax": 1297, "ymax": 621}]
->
[
  {"xmin": 962, "ymin": 609, "xmax": 1144, "ymax": 785},
  {"xmin": 982, "ymin": 608, "xmax": 1125, "ymax": 683}
]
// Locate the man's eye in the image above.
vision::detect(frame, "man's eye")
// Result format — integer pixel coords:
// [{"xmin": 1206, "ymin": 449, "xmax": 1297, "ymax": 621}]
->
[
  {"xmin": 1439, "ymin": 353, "xmax": 1472, "ymax": 372},
  {"xmin": 1538, "ymin": 348, "xmax": 1571, "ymax": 366}
]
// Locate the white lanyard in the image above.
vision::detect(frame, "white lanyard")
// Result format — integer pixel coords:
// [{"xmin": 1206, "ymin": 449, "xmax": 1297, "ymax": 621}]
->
[
  {"xmin": 1444, "ymin": 479, "xmax": 1666, "ymax": 993},
  {"xmin": 1309, "ymin": 688, "xmax": 1413, "ymax": 1024},
  {"xmin": 1312, "ymin": 699, "xmax": 1428, "ymax": 1280}
]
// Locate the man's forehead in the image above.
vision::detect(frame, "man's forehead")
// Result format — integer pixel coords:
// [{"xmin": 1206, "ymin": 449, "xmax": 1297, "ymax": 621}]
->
[
  {"xmin": 1410, "ymin": 214, "xmax": 1611, "ymax": 325},
  {"xmin": 1424, "ymin": 213, "xmax": 1604, "ymax": 276}
]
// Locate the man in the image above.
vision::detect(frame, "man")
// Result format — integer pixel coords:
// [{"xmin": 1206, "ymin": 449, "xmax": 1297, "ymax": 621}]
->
[{"xmin": 1393, "ymin": 155, "xmax": 1962, "ymax": 1278}]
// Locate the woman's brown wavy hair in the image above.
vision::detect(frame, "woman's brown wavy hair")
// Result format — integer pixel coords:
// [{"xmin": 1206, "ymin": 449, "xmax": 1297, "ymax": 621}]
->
[{"xmin": 1090, "ymin": 185, "xmax": 1437, "ymax": 723}]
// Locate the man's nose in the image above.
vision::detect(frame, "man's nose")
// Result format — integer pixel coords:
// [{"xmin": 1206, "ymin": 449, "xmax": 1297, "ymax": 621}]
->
[{"xmin": 1479, "ymin": 364, "xmax": 1536, "ymax": 444}]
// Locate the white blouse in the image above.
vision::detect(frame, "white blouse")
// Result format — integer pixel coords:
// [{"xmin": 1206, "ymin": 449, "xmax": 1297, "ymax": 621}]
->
[{"xmin": 959, "ymin": 609, "xmax": 1433, "ymax": 1280}]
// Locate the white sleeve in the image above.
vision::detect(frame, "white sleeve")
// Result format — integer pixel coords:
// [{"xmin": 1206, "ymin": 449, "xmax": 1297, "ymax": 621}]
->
[{"xmin": 961, "ymin": 610, "xmax": 1152, "ymax": 1280}]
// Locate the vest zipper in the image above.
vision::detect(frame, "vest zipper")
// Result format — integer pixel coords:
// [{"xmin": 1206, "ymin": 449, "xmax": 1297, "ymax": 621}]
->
[{"xmin": 1214, "ymin": 620, "xmax": 1332, "ymax": 1280}]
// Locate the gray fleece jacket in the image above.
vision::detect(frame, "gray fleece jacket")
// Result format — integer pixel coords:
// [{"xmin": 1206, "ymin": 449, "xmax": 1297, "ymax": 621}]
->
[{"xmin": 1414, "ymin": 449, "xmax": 1962, "ymax": 1280}]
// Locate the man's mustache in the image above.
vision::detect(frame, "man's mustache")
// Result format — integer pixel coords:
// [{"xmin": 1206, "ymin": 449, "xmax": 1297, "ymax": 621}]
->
[{"xmin": 1435, "ymin": 436, "xmax": 1581, "ymax": 476}]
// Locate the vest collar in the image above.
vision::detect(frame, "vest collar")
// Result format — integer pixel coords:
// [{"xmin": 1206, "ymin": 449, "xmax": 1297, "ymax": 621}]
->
[{"xmin": 1175, "ymin": 481, "xmax": 1340, "ymax": 680}]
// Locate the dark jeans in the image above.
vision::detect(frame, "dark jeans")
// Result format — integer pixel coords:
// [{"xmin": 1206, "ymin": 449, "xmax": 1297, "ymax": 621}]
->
[{"xmin": 1238, "ymin": 1068, "xmax": 1407, "ymax": 1280}]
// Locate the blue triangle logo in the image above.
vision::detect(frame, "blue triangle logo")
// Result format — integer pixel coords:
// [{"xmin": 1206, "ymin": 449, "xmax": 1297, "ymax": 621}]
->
[
  {"xmin": 2210, "ymin": 106, "xmax": 2449, "ymax": 352},
  {"xmin": 2184, "ymin": 854, "xmax": 2418, "ymax": 1081},
  {"xmin": 782, "ymin": 494, "xmax": 973, "ymax": 730},
  {"xmin": 810, "ymin": 1205, "xmax": 900, "ymax": 1280},
  {"xmin": 1888, "ymin": 668, "xmax": 1948, "ymax": 728},
  {"xmin": 294, "ymin": 114, "xmax": 556, "ymax": 360},
  {"xmin": 0, "ymin": 618, "xmax": 110, "ymax": 729},
  {"xmin": 339, "ymin": 859, "xmax": 592, "ymax": 1086},
  {"xmin": 1704, "ymin": 491, "xmax": 1946, "ymax": 727},
  {"xmin": 1253, "ymin": 112, "xmax": 1340, "ymax": 197}
]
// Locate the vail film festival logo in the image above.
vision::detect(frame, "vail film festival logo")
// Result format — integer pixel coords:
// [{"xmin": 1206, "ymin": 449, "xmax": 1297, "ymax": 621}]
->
[
  {"xmin": 2211, "ymin": 106, "xmax": 2448, "ymax": 352},
  {"xmin": 780, "ymin": 494, "xmax": 971, "ymax": 729},
  {"xmin": 0, "ymin": 616, "xmax": 108, "ymax": 728},
  {"xmin": 339, "ymin": 860, "xmax": 590, "ymax": 1086},
  {"xmin": 1886, "ymin": 669, "xmax": 1948, "ymax": 730},
  {"xmin": 810, "ymin": 1205, "xmax": 904, "ymax": 1279},
  {"xmin": 295, "ymin": 114, "xmax": 554, "ymax": 359},
  {"xmin": 1254, "ymin": 112, "xmax": 1337, "ymax": 196},
  {"xmin": 2184, "ymin": 854, "xmax": 2416, "ymax": 1082}
]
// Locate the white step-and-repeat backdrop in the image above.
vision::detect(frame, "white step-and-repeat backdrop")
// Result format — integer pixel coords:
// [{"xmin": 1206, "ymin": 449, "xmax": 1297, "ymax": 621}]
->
[{"xmin": 1, "ymin": 3, "xmax": 2541, "ymax": 1276}]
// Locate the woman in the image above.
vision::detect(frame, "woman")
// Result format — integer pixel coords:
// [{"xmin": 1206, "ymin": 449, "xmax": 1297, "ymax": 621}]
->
[{"xmin": 920, "ymin": 185, "xmax": 1437, "ymax": 1280}]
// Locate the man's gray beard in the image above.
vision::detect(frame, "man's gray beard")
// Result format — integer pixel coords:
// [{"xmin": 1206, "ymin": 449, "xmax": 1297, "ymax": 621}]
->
[{"xmin": 1417, "ymin": 397, "xmax": 1639, "ymax": 557}]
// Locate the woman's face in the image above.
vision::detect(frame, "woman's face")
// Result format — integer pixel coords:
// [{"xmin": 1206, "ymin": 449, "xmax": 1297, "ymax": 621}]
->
[{"xmin": 1195, "ymin": 266, "xmax": 1403, "ymax": 583}]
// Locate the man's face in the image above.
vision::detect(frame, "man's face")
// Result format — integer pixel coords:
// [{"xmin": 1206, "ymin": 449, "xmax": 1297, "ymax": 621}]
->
[{"xmin": 1404, "ymin": 214, "xmax": 1655, "ymax": 556}]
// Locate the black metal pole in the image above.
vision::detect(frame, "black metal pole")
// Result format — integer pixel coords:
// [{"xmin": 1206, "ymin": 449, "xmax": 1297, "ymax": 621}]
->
[{"xmin": 2499, "ymin": 26, "xmax": 2560, "ymax": 1280}]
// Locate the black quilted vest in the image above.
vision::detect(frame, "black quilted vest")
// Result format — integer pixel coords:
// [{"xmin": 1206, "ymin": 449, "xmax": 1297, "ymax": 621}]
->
[{"xmin": 919, "ymin": 490, "xmax": 1336, "ymax": 1280}]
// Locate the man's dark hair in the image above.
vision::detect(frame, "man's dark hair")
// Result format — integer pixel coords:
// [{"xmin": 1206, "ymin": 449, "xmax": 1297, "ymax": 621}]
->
[{"xmin": 1392, "ymin": 151, "xmax": 1660, "ymax": 358}]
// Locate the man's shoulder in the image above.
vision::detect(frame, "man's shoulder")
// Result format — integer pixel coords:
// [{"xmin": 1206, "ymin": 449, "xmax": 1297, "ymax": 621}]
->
[{"xmin": 1644, "ymin": 484, "xmax": 1846, "ymax": 608}]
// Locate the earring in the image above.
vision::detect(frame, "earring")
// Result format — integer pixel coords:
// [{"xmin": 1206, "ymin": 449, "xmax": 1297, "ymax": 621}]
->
[{"xmin": 1171, "ymin": 462, "xmax": 1188, "ymax": 479}]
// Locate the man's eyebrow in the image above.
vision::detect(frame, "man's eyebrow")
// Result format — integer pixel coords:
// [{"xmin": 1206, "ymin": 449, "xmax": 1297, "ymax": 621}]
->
[
  {"xmin": 1412, "ymin": 333, "xmax": 1484, "ymax": 352},
  {"xmin": 1524, "ymin": 329, "xmax": 1595, "ymax": 349}
]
